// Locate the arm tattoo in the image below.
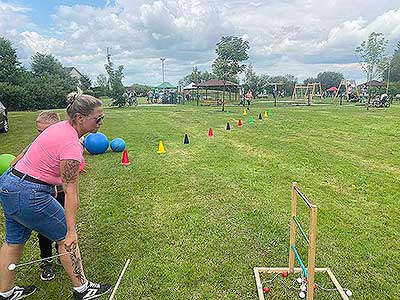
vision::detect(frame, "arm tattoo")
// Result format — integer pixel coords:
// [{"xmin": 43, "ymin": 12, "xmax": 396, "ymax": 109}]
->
[
  {"xmin": 69, "ymin": 245, "xmax": 86, "ymax": 284},
  {"xmin": 62, "ymin": 160, "xmax": 80, "ymax": 184}
]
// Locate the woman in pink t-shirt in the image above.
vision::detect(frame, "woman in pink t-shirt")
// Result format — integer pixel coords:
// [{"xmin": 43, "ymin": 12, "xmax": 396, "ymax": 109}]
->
[{"xmin": 0, "ymin": 92, "xmax": 111, "ymax": 300}]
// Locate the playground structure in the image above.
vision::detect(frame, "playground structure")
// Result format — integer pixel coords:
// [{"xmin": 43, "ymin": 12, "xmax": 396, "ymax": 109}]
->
[
  {"xmin": 254, "ymin": 182, "xmax": 350, "ymax": 300},
  {"xmin": 333, "ymin": 80, "xmax": 360, "ymax": 101},
  {"xmin": 292, "ymin": 83, "xmax": 323, "ymax": 101}
]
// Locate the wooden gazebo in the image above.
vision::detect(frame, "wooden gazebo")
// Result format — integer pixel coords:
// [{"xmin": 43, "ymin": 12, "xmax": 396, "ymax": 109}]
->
[{"xmin": 195, "ymin": 79, "xmax": 240, "ymax": 107}]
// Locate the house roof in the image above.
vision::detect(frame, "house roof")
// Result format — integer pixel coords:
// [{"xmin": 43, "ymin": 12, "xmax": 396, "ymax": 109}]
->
[{"xmin": 64, "ymin": 67, "xmax": 83, "ymax": 77}]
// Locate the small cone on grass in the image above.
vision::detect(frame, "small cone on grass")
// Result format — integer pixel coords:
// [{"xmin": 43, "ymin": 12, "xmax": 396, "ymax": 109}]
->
[
  {"xmin": 258, "ymin": 113, "xmax": 263, "ymax": 120},
  {"xmin": 208, "ymin": 128, "xmax": 214, "ymax": 138},
  {"xmin": 121, "ymin": 149, "xmax": 131, "ymax": 165},
  {"xmin": 226, "ymin": 122, "xmax": 231, "ymax": 131},
  {"xmin": 184, "ymin": 134, "xmax": 189, "ymax": 144},
  {"xmin": 243, "ymin": 108, "xmax": 247, "ymax": 116},
  {"xmin": 157, "ymin": 140, "xmax": 166, "ymax": 154},
  {"xmin": 268, "ymin": 109, "xmax": 273, "ymax": 116},
  {"xmin": 264, "ymin": 111, "xmax": 268, "ymax": 118},
  {"xmin": 226, "ymin": 111, "xmax": 230, "ymax": 116},
  {"xmin": 249, "ymin": 116, "xmax": 255, "ymax": 124},
  {"xmin": 237, "ymin": 119, "xmax": 243, "ymax": 127}
]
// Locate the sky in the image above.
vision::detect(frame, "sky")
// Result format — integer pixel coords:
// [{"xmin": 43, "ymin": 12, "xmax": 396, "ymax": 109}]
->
[{"xmin": 1, "ymin": 0, "xmax": 400, "ymax": 86}]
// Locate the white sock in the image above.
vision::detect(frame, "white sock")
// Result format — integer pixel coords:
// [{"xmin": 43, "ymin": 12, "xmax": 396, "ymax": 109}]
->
[
  {"xmin": 73, "ymin": 281, "xmax": 88, "ymax": 293},
  {"xmin": 0, "ymin": 287, "xmax": 15, "ymax": 297}
]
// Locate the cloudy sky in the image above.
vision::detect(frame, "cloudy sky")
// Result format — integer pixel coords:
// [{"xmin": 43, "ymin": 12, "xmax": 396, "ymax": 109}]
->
[{"xmin": 1, "ymin": 0, "xmax": 400, "ymax": 86}]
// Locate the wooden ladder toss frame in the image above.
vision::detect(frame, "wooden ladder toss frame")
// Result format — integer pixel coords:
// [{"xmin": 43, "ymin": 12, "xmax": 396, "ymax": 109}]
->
[{"xmin": 254, "ymin": 182, "xmax": 349, "ymax": 300}]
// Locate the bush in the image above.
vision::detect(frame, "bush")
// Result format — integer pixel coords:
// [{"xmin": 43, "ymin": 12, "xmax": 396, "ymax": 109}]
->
[{"xmin": 0, "ymin": 82, "xmax": 25, "ymax": 110}]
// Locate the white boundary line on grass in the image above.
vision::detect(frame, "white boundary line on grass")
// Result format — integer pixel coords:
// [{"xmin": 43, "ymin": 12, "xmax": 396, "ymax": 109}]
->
[{"xmin": 109, "ymin": 259, "xmax": 131, "ymax": 300}]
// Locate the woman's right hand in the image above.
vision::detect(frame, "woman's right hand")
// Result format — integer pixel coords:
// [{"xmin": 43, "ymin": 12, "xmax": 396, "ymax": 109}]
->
[{"xmin": 64, "ymin": 230, "xmax": 78, "ymax": 251}]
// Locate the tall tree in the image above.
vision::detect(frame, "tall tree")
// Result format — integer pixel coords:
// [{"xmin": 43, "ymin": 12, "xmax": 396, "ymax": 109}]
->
[
  {"xmin": 178, "ymin": 66, "xmax": 202, "ymax": 86},
  {"xmin": 105, "ymin": 63, "xmax": 125, "ymax": 107},
  {"xmin": 80, "ymin": 74, "xmax": 92, "ymax": 91},
  {"xmin": 355, "ymin": 32, "xmax": 389, "ymax": 108},
  {"xmin": 316, "ymin": 71, "xmax": 344, "ymax": 90},
  {"xmin": 303, "ymin": 77, "xmax": 317, "ymax": 85},
  {"xmin": 243, "ymin": 64, "xmax": 261, "ymax": 96},
  {"xmin": 31, "ymin": 53, "xmax": 65, "ymax": 76},
  {"xmin": 0, "ymin": 37, "xmax": 23, "ymax": 84},
  {"xmin": 212, "ymin": 36, "xmax": 249, "ymax": 111},
  {"xmin": 384, "ymin": 42, "xmax": 400, "ymax": 82}
]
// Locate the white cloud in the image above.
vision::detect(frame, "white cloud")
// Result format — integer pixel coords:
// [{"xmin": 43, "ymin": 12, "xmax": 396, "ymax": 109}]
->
[
  {"xmin": 20, "ymin": 31, "xmax": 65, "ymax": 54},
  {"xmin": 1, "ymin": 0, "xmax": 400, "ymax": 85},
  {"xmin": 0, "ymin": 2, "xmax": 32, "ymax": 38}
]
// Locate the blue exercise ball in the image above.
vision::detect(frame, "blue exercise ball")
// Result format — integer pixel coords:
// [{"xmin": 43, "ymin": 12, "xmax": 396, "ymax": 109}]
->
[
  {"xmin": 84, "ymin": 132, "xmax": 109, "ymax": 155},
  {"xmin": 110, "ymin": 138, "xmax": 126, "ymax": 152}
]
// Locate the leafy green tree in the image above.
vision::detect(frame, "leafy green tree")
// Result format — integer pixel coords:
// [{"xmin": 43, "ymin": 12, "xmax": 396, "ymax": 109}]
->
[
  {"xmin": 105, "ymin": 64, "xmax": 126, "ymax": 107},
  {"xmin": 200, "ymin": 70, "xmax": 217, "ymax": 82},
  {"xmin": 303, "ymin": 77, "xmax": 317, "ymax": 85},
  {"xmin": 316, "ymin": 71, "xmax": 344, "ymax": 90},
  {"xmin": 93, "ymin": 74, "xmax": 109, "ymax": 98},
  {"xmin": 0, "ymin": 37, "xmax": 23, "ymax": 84},
  {"xmin": 130, "ymin": 83, "xmax": 152, "ymax": 96},
  {"xmin": 269, "ymin": 74, "xmax": 297, "ymax": 97},
  {"xmin": 0, "ymin": 37, "xmax": 26, "ymax": 109},
  {"xmin": 178, "ymin": 67, "xmax": 202, "ymax": 86},
  {"xmin": 80, "ymin": 73, "xmax": 92, "ymax": 91},
  {"xmin": 243, "ymin": 64, "xmax": 263, "ymax": 97},
  {"xmin": 28, "ymin": 53, "xmax": 76, "ymax": 109},
  {"xmin": 384, "ymin": 42, "xmax": 400, "ymax": 82},
  {"xmin": 212, "ymin": 36, "xmax": 249, "ymax": 111},
  {"xmin": 31, "ymin": 53, "xmax": 65, "ymax": 76},
  {"xmin": 355, "ymin": 32, "xmax": 389, "ymax": 107}
]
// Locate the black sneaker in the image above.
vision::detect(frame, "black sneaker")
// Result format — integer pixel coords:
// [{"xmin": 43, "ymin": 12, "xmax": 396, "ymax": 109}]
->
[
  {"xmin": 40, "ymin": 264, "xmax": 55, "ymax": 281},
  {"xmin": 0, "ymin": 286, "xmax": 37, "ymax": 299},
  {"xmin": 72, "ymin": 282, "xmax": 112, "ymax": 300}
]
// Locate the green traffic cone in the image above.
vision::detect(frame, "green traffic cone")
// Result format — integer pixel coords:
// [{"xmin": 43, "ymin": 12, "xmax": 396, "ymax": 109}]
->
[
  {"xmin": 249, "ymin": 116, "xmax": 254, "ymax": 124},
  {"xmin": 226, "ymin": 111, "xmax": 230, "ymax": 116}
]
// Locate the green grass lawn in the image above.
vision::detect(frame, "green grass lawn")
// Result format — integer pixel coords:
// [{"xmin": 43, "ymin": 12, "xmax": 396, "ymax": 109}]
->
[{"xmin": 1, "ymin": 102, "xmax": 399, "ymax": 299}]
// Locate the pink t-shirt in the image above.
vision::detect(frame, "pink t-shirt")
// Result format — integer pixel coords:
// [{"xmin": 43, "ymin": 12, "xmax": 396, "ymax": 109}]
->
[{"xmin": 15, "ymin": 121, "xmax": 83, "ymax": 186}]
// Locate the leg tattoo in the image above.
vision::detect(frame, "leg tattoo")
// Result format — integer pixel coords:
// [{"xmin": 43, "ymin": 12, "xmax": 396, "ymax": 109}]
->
[{"xmin": 69, "ymin": 244, "xmax": 86, "ymax": 284}]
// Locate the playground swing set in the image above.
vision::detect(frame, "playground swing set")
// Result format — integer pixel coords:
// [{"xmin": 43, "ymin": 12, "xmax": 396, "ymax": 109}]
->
[
  {"xmin": 333, "ymin": 80, "xmax": 360, "ymax": 102},
  {"xmin": 254, "ymin": 182, "xmax": 352, "ymax": 300},
  {"xmin": 292, "ymin": 83, "xmax": 323, "ymax": 103}
]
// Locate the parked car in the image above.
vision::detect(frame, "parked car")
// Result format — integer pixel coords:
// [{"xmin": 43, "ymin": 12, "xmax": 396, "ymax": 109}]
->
[{"xmin": 0, "ymin": 101, "xmax": 8, "ymax": 133}]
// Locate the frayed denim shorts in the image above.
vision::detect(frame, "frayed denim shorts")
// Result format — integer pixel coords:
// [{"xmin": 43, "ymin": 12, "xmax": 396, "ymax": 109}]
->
[{"xmin": 0, "ymin": 168, "xmax": 66, "ymax": 244}]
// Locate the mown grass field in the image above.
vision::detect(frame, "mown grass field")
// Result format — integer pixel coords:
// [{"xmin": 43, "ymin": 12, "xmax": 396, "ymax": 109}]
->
[{"xmin": 1, "ymin": 101, "xmax": 399, "ymax": 299}]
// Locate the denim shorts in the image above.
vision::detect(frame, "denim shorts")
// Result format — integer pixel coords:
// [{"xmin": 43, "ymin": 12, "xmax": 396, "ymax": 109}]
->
[{"xmin": 0, "ymin": 168, "xmax": 67, "ymax": 244}]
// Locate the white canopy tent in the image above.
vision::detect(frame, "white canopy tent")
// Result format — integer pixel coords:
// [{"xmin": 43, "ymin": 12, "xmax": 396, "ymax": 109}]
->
[{"xmin": 183, "ymin": 82, "xmax": 197, "ymax": 90}]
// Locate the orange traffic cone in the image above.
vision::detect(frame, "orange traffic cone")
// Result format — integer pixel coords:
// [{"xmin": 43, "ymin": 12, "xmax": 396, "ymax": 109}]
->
[
  {"xmin": 121, "ymin": 149, "xmax": 131, "ymax": 165},
  {"xmin": 208, "ymin": 128, "xmax": 214, "ymax": 138},
  {"xmin": 237, "ymin": 119, "xmax": 243, "ymax": 127}
]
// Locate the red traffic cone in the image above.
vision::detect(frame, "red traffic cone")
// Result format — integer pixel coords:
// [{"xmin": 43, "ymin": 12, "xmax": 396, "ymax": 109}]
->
[
  {"xmin": 121, "ymin": 149, "xmax": 131, "ymax": 165},
  {"xmin": 237, "ymin": 119, "xmax": 243, "ymax": 127},
  {"xmin": 208, "ymin": 127, "xmax": 214, "ymax": 138}
]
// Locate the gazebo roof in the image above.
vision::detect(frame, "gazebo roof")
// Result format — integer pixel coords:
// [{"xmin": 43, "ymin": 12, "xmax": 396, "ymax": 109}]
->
[
  {"xmin": 361, "ymin": 80, "xmax": 385, "ymax": 87},
  {"xmin": 196, "ymin": 79, "xmax": 239, "ymax": 88}
]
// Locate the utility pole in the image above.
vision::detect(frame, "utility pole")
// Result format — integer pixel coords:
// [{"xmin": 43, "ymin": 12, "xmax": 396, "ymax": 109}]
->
[
  {"xmin": 160, "ymin": 58, "xmax": 165, "ymax": 83},
  {"xmin": 106, "ymin": 47, "xmax": 113, "ymax": 90}
]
